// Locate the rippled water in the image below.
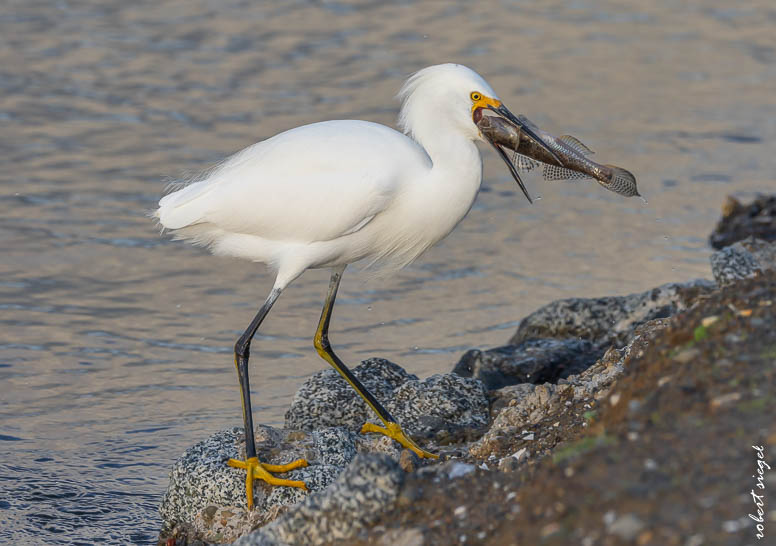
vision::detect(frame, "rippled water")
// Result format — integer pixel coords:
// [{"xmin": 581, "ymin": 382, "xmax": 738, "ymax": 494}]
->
[{"xmin": 1, "ymin": 0, "xmax": 774, "ymax": 543}]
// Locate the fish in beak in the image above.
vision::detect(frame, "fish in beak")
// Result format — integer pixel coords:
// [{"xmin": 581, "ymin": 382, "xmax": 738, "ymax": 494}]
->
[
  {"xmin": 473, "ymin": 102, "xmax": 562, "ymax": 204},
  {"xmin": 477, "ymin": 113, "xmax": 641, "ymax": 200},
  {"xmin": 489, "ymin": 104, "xmax": 564, "ymax": 166}
]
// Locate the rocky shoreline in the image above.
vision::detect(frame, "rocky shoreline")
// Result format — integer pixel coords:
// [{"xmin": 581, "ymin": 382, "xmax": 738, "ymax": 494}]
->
[{"xmin": 159, "ymin": 195, "xmax": 776, "ymax": 546}]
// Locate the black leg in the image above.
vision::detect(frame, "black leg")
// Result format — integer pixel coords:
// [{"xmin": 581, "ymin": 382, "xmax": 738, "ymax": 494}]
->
[
  {"xmin": 313, "ymin": 267, "xmax": 437, "ymax": 459},
  {"xmin": 234, "ymin": 287, "xmax": 281, "ymax": 459},
  {"xmin": 228, "ymin": 286, "xmax": 307, "ymax": 510},
  {"xmin": 313, "ymin": 267, "xmax": 396, "ymax": 424}
]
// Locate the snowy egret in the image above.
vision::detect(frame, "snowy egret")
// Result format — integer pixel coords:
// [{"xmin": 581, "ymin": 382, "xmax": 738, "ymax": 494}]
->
[{"xmin": 156, "ymin": 63, "xmax": 564, "ymax": 509}]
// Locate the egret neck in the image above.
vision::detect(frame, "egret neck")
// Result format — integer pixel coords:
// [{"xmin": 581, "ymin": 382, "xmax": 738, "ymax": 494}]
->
[{"xmin": 410, "ymin": 118, "xmax": 484, "ymax": 245}]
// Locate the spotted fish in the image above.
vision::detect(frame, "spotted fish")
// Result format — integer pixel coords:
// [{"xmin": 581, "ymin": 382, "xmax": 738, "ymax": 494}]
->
[{"xmin": 477, "ymin": 114, "xmax": 640, "ymax": 198}]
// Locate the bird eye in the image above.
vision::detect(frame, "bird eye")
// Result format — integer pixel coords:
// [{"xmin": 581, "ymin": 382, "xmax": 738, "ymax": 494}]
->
[{"xmin": 470, "ymin": 92, "xmax": 482, "ymax": 101}]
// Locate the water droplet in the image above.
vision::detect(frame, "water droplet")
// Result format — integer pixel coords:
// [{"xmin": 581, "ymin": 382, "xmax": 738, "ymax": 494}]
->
[
  {"xmin": 367, "ymin": 306, "xmax": 372, "ymax": 311},
  {"xmin": 535, "ymin": 195, "xmax": 542, "ymax": 201}
]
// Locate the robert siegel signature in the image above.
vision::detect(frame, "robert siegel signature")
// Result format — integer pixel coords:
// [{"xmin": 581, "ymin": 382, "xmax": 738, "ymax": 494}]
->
[{"xmin": 750, "ymin": 445, "xmax": 770, "ymax": 540}]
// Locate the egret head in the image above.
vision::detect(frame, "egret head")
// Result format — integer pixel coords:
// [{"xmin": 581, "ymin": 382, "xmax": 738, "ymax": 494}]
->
[
  {"xmin": 398, "ymin": 64, "xmax": 557, "ymax": 203},
  {"xmin": 398, "ymin": 64, "xmax": 499, "ymax": 140}
]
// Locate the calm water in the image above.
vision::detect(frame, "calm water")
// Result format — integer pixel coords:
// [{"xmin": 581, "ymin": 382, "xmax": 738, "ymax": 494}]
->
[{"xmin": 1, "ymin": 0, "xmax": 774, "ymax": 543}]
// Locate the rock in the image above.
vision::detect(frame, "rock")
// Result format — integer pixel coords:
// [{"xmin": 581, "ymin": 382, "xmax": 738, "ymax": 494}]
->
[
  {"xmin": 446, "ymin": 462, "xmax": 476, "ymax": 479},
  {"xmin": 606, "ymin": 513, "xmax": 646, "ymax": 541},
  {"xmin": 161, "ymin": 360, "xmax": 489, "ymax": 543},
  {"xmin": 395, "ymin": 479, "xmax": 423, "ymax": 509},
  {"xmin": 286, "ymin": 358, "xmax": 489, "ymax": 443},
  {"xmin": 469, "ymin": 383, "xmax": 565, "ymax": 459},
  {"xmin": 470, "ymin": 319, "xmax": 670, "ymax": 459},
  {"xmin": 161, "ymin": 261, "xmax": 739, "ymax": 543},
  {"xmin": 386, "ymin": 373, "xmax": 489, "ymax": 442},
  {"xmin": 509, "ymin": 280, "xmax": 714, "ymax": 349},
  {"xmin": 285, "ymin": 358, "xmax": 416, "ymax": 432},
  {"xmin": 346, "ymin": 273, "xmax": 776, "ymax": 545},
  {"xmin": 710, "ymin": 237, "xmax": 776, "ymax": 286},
  {"xmin": 237, "ymin": 454, "xmax": 403, "ymax": 545},
  {"xmin": 399, "ymin": 449, "xmax": 419, "ymax": 473},
  {"xmin": 672, "ymin": 347, "xmax": 700, "ymax": 364},
  {"xmin": 709, "ymin": 194, "xmax": 776, "ymax": 249},
  {"xmin": 564, "ymin": 318, "xmax": 669, "ymax": 400},
  {"xmin": 488, "ymin": 383, "xmax": 536, "ymax": 419},
  {"xmin": 497, "ymin": 455, "xmax": 520, "ymax": 472},
  {"xmin": 159, "ymin": 426, "xmax": 359, "ymax": 543},
  {"xmin": 452, "ymin": 338, "xmax": 601, "ymax": 390},
  {"xmin": 497, "ymin": 447, "xmax": 529, "ymax": 472},
  {"xmin": 377, "ymin": 527, "xmax": 425, "ymax": 546}
]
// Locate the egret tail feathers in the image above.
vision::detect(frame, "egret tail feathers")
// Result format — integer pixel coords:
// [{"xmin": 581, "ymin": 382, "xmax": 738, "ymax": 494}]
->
[{"xmin": 156, "ymin": 180, "xmax": 216, "ymax": 230}]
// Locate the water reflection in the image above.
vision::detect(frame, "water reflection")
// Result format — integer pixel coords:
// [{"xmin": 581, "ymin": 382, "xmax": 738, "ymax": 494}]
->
[{"xmin": 1, "ymin": 0, "xmax": 774, "ymax": 543}]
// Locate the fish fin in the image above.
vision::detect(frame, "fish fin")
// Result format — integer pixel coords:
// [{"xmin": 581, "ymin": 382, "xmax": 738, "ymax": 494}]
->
[
  {"xmin": 513, "ymin": 152, "xmax": 541, "ymax": 172},
  {"xmin": 602, "ymin": 165, "xmax": 640, "ymax": 197},
  {"xmin": 516, "ymin": 114, "xmax": 541, "ymax": 133},
  {"xmin": 558, "ymin": 135, "xmax": 595, "ymax": 155},
  {"xmin": 541, "ymin": 164, "xmax": 592, "ymax": 181},
  {"xmin": 513, "ymin": 149, "xmax": 591, "ymax": 182}
]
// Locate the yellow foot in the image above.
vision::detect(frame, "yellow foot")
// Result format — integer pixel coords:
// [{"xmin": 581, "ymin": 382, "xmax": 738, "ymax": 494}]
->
[
  {"xmin": 360, "ymin": 421, "xmax": 439, "ymax": 460},
  {"xmin": 227, "ymin": 456, "xmax": 308, "ymax": 510}
]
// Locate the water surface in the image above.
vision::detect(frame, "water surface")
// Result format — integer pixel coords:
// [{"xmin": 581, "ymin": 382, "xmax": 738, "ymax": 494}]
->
[{"xmin": 1, "ymin": 0, "xmax": 774, "ymax": 543}]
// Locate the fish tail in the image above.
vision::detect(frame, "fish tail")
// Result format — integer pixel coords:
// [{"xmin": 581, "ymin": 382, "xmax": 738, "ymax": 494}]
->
[{"xmin": 603, "ymin": 165, "xmax": 640, "ymax": 197}]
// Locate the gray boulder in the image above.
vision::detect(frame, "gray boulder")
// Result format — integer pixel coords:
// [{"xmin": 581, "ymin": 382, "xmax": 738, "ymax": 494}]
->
[
  {"xmin": 285, "ymin": 358, "xmax": 416, "ymax": 432},
  {"xmin": 452, "ymin": 338, "xmax": 601, "ymax": 390},
  {"xmin": 387, "ymin": 373, "xmax": 489, "ymax": 442},
  {"xmin": 159, "ymin": 425, "xmax": 359, "ymax": 543},
  {"xmin": 709, "ymin": 194, "xmax": 776, "ymax": 249},
  {"xmin": 160, "ymin": 359, "xmax": 489, "ymax": 543},
  {"xmin": 237, "ymin": 454, "xmax": 403, "ymax": 545},
  {"xmin": 471, "ymin": 318, "xmax": 670, "ymax": 460},
  {"xmin": 710, "ymin": 237, "xmax": 776, "ymax": 286},
  {"xmin": 286, "ymin": 358, "xmax": 489, "ymax": 442},
  {"xmin": 509, "ymin": 280, "xmax": 715, "ymax": 349}
]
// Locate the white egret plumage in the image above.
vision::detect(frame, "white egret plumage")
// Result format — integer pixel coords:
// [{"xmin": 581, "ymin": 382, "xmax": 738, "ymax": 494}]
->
[{"xmin": 156, "ymin": 63, "xmax": 561, "ymax": 509}]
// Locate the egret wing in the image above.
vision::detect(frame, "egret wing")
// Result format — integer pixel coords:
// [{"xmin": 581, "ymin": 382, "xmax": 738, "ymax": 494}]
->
[{"xmin": 158, "ymin": 121, "xmax": 430, "ymax": 243}]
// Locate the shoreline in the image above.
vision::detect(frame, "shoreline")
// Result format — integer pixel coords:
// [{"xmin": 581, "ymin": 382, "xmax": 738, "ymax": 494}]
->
[{"xmin": 160, "ymin": 195, "xmax": 776, "ymax": 546}]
